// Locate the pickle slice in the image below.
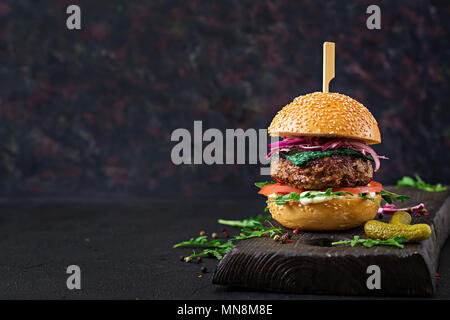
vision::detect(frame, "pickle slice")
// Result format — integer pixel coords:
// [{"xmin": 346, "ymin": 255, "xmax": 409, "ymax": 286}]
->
[
  {"xmin": 389, "ymin": 211, "xmax": 412, "ymax": 225},
  {"xmin": 364, "ymin": 220, "xmax": 431, "ymax": 242}
]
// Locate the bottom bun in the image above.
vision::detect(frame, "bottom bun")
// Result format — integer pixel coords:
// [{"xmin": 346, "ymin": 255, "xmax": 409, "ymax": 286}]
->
[{"xmin": 267, "ymin": 195, "xmax": 381, "ymax": 231}]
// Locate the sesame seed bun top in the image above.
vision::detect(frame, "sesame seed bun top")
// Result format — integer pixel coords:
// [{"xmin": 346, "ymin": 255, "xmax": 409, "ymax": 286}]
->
[{"xmin": 268, "ymin": 92, "xmax": 381, "ymax": 144}]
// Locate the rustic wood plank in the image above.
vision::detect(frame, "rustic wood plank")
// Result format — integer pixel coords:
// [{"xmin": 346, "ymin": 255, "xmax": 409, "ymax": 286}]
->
[{"xmin": 212, "ymin": 187, "xmax": 450, "ymax": 296}]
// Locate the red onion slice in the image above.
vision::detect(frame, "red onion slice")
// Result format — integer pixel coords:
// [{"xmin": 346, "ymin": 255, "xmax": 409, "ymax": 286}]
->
[
  {"xmin": 266, "ymin": 138, "xmax": 387, "ymax": 172},
  {"xmin": 377, "ymin": 203, "xmax": 425, "ymax": 215},
  {"xmin": 347, "ymin": 141, "xmax": 381, "ymax": 172},
  {"xmin": 294, "ymin": 145, "xmax": 323, "ymax": 151},
  {"xmin": 269, "ymin": 138, "xmax": 310, "ymax": 149}
]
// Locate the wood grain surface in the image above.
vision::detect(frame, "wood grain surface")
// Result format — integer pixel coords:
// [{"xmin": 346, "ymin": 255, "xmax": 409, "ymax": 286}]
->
[{"xmin": 212, "ymin": 187, "xmax": 450, "ymax": 296}]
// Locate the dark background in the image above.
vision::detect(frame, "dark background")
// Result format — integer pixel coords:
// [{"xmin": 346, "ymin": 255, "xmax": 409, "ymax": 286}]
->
[{"xmin": 0, "ymin": 0, "xmax": 449, "ymax": 198}]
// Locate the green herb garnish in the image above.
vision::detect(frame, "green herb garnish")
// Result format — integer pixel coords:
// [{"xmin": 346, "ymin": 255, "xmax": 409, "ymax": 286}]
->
[
  {"xmin": 218, "ymin": 214, "xmax": 270, "ymax": 229},
  {"xmin": 175, "ymin": 239, "xmax": 235, "ymax": 260},
  {"xmin": 254, "ymin": 181, "xmax": 277, "ymax": 189},
  {"xmin": 173, "ymin": 215, "xmax": 282, "ymax": 261},
  {"xmin": 267, "ymin": 188, "xmax": 355, "ymax": 206},
  {"xmin": 332, "ymin": 235, "xmax": 409, "ymax": 248},
  {"xmin": 358, "ymin": 194, "xmax": 381, "ymax": 207},
  {"xmin": 397, "ymin": 174, "xmax": 447, "ymax": 192},
  {"xmin": 380, "ymin": 189, "xmax": 410, "ymax": 204},
  {"xmin": 358, "ymin": 190, "xmax": 409, "ymax": 206},
  {"xmin": 173, "ymin": 236, "xmax": 226, "ymax": 249},
  {"xmin": 264, "ymin": 187, "xmax": 408, "ymax": 207}
]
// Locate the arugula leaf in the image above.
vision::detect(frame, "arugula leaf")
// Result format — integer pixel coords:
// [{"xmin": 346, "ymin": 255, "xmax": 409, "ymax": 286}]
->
[
  {"xmin": 218, "ymin": 214, "xmax": 269, "ymax": 229},
  {"xmin": 184, "ymin": 246, "xmax": 233, "ymax": 261},
  {"xmin": 175, "ymin": 214, "xmax": 282, "ymax": 261},
  {"xmin": 332, "ymin": 235, "xmax": 408, "ymax": 248},
  {"xmin": 264, "ymin": 186, "xmax": 408, "ymax": 207},
  {"xmin": 173, "ymin": 236, "xmax": 225, "ymax": 249},
  {"xmin": 380, "ymin": 189, "xmax": 410, "ymax": 204},
  {"xmin": 392, "ymin": 236, "xmax": 409, "ymax": 243},
  {"xmin": 268, "ymin": 192, "xmax": 300, "ymax": 205},
  {"xmin": 254, "ymin": 181, "xmax": 277, "ymax": 189},
  {"xmin": 362, "ymin": 238, "xmax": 375, "ymax": 248},
  {"xmin": 233, "ymin": 227, "xmax": 281, "ymax": 240},
  {"xmin": 174, "ymin": 238, "xmax": 236, "ymax": 261},
  {"xmin": 358, "ymin": 194, "xmax": 381, "ymax": 207},
  {"xmin": 350, "ymin": 235, "xmax": 360, "ymax": 247},
  {"xmin": 267, "ymin": 189, "xmax": 354, "ymax": 206},
  {"xmin": 397, "ymin": 174, "xmax": 447, "ymax": 192},
  {"xmin": 203, "ymin": 248, "xmax": 226, "ymax": 260}
]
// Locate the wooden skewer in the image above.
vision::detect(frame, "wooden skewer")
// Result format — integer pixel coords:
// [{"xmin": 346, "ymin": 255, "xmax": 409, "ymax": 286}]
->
[{"xmin": 322, "ymin": 42, "xmax": 335, "ymax": 93}]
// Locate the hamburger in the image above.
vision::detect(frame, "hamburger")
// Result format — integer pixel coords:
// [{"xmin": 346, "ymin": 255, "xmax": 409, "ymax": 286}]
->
[{"xmin": 257, "ymin": 91, "xmax": 389, "ymax": 231}]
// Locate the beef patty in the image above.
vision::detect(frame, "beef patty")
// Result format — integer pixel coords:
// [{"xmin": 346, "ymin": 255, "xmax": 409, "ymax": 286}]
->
[{"xmin": 270, "ymin": 154, "xmax": 373, "ymax": 190}]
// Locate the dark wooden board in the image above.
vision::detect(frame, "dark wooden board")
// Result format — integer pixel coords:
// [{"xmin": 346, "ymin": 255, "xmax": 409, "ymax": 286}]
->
[{"xmin": 212, "ymin": 187, "xmax": 450, "ymax": 296}]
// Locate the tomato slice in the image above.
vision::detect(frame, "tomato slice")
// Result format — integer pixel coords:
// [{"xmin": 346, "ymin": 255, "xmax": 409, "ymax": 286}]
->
[
  {"xmin": 332, "ymin": 181, "xmax": 383, "ymax": 194},
  {"xmin": 258, "ymin": 183, "xmax": 303, "ymax": 196},
  {"xmin": 258, "ymin": 181, "xmax": 383, "ymax": 196}
]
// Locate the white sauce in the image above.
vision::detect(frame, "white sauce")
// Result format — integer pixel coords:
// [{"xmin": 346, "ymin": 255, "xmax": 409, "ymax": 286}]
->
[{"xmin": 269, "ymin": 191, "xmax": 377, "ymax": 205}]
